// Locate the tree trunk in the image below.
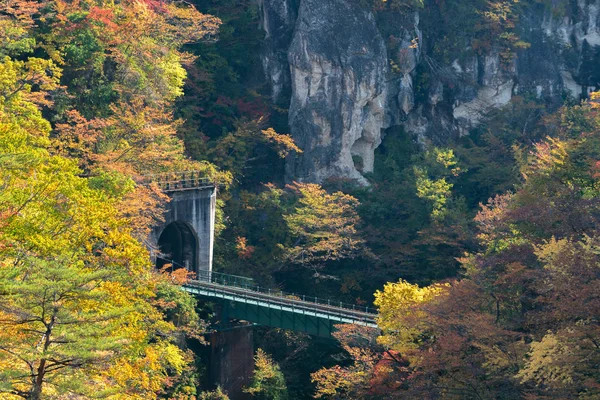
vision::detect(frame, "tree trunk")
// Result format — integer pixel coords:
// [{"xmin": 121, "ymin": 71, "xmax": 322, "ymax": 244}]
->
[
  {"xmin": 28, "ymin": 363, "xmax": 44, "ymax": 400},
  {"xmin": 30, "ymin": 313, "xmax": 53, "ymax": 400}
]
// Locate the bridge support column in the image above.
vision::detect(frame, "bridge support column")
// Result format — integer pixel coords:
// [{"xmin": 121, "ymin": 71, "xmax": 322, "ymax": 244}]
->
[{"xmin": 210, "ymin": 325, "xmax": 254, "ymax": 399}]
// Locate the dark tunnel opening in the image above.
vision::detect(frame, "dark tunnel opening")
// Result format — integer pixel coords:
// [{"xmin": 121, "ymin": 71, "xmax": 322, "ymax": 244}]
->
[{"xmin": 156, "ymin": 221, "xmax": 198, "ymax": 273}]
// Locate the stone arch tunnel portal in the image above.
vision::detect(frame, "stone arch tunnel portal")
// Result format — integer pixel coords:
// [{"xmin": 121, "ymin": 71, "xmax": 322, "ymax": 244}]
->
[{"xmin": 156, "ymin": 221, "xmax": 198, "ymax": 272}]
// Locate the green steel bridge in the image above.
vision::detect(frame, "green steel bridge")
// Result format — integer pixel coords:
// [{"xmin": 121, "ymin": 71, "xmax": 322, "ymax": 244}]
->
[
  {"xmin": 144, "ymin": 171, "xmax": 379, "ymax": 338},
  {"xmin": 182, "ymin": 271, "xmax": 378, "ymax": 338},
  {"xmin": 147, "ymin": 172, "xmax": 378, "ymax": 395}
]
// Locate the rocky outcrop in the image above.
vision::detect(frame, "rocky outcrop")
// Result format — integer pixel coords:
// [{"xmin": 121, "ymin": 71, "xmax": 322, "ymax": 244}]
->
[
  {"xmin": 257, "ymin": 0, "xmax": 298, "ymax": 103},
  {"xmin": 285, "ymin": 0, "xmax": 388, "ymax": 184},
  {"xmin": 386, "ymin": 12, "xmax": 422, "ymax": 125},
  {"xmin": 439, "ymin": 1, "xmax": 600, "ymax": 137},
  {"xmin": 257, "ymin": 0, "xmax": 600, "ymax": 184},
  {"xmin": 540, "ymin": 0, "xmax": 600, "ymax": 96},
  {"xmin": 451, "ymin": 52, "xmax": 516, "ymax": 135}
]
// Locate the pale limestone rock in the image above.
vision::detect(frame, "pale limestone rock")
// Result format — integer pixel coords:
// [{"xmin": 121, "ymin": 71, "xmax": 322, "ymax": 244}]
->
[{"xmin": 286, "ymin": 0, "xmax": 388, "ymax": 184}]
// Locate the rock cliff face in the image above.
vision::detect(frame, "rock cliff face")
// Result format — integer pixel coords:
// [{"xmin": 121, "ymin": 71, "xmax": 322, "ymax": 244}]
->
[
  {"xmin": 285, "ymin": 0, "xmax": 388, "ymax": 184},
  {"xmin": 257, "ymin": 0, "xmax": 600, "ymax": 184},
  {"xmin": 257, "ymin": 0, "xmax": 298, "ymax": 103}
]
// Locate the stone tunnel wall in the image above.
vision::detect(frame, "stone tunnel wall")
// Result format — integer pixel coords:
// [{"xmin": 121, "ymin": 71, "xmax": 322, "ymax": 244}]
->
[{"xmin": 149, "ymin": 187, "xmax": 217, "ymax": 276}]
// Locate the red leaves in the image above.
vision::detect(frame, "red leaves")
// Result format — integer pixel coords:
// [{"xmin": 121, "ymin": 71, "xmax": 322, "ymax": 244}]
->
[
  {"xmin": 592, "ymin": 160, "xmax": 600, "ymax": 179},
  {"xmin": 237, "ymin": 97, "xmax": 269, "ymax": 119},
  {"xmin": 235, "ymin": 236, "xmax": 256, "ymax": 260},
  {"xmin": 87, "ymin": 7, "xmax": 118, "ymax": 30},
  {"xmin": 135, "ymin": 0, "xmax": 169, "ymax": 14}
]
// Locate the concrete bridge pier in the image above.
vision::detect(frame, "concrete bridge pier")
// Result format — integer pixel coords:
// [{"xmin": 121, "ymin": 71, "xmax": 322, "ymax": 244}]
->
[{"xmin": 210, "ymin": 325, "xmax": 255, "ymax": 399}]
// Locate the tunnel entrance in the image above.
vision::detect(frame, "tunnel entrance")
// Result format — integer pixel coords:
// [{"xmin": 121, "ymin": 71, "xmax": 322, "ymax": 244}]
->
[{"xmin": 156, "ymin": 221, "xmax": 198, "ymax": 273}]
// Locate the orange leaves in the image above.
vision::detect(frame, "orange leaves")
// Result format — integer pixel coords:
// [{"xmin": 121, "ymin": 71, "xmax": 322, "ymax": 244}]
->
[
  {"xmin": 87, "ymin": 6, "xmax": 118, "ymax": 31},
  {"xmin": 0, "ymin": 0, "xmax": 223, "ymax": 396},
  {"xmin": 236, "ymin": 236, "xmax": 256, "ymax": 260},
  {"xmin": 208, "ymin": 119, "xmax": 301, "ymax": 179},
  {"xmin": 527, "ymin": 137, "xmax": 569, "ymax": 178},
  {"xmin": 590, "ymin": 91, "xmax": 600, "ymax": 109},
  {"xmin": 312, "ymin": 324, "xmax": 401, "ymax": 399},
  {"xmin": 50, "ymin": 0, "xmax": 221, "ymax": 51},
  {"xmin": 158, "ymin": 264, "xmax": 195, "ymax": 285},
  {"xmin": 119, "ymin": 183, "xmax": 169, "ymax": 239},
  {"xmin": 53, "ymin": 109, "xmax": 107, "ymax": 167},
  {"xmin": 0, "ymin": 0, "xmax": 42, "ymax": 27},
  {"xmin": 53, "ymin": 105, "xmax": 179, "ymax": 239},
  {"xmin": 260, "ymin": 127, "xmax": 302, "ymax": 158},
  {"xmin": 97, "ymin": 101, "xmax": 185, "ymax": 174}
]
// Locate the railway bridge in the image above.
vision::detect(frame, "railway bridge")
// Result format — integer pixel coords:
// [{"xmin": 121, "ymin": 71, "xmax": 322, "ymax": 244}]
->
[{"xmin": 144, "ymin": 172, "xmax": 378, "ymax": 398}]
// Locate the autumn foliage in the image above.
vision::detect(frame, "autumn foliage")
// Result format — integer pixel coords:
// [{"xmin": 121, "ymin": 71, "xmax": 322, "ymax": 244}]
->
[
  {"xmin": 0, "ymin": 0, "xmax": 223, "ymax": 397},
  {"xmin": 315, "ymin": 94, "xmax": 600, "ymax": 398}
]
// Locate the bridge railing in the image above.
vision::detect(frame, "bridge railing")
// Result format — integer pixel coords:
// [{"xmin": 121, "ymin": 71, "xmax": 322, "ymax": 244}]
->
[
  {"xmin": 196, "ymin": 270, "xmax": 255, "ymax": 290},
  {"xmin": 193, "ymin": 270, "xmax": 376, "ymax": 315},
  {"xmin": 140, "ymin": 171, "xmax": 215, "ymax": 192}
]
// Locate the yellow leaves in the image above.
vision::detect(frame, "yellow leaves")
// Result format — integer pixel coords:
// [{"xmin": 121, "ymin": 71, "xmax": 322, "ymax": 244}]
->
[
  {"xmin": 533, "ymin": 236, "xmax": 570, "ymax": 266},
  {"xmin": 260, "ymin": 127, "xmax": 302, "ymax": 157},
  {"xmin": 104, "ymin": 344, "xmax": 180, "ymax": 399},
  {"xmin": 0, "ymin": 56, "xmax": 20, "ymax": 92},
  {"xmin": 433, "ymin": 148, "xmax": 460, "ymax": 175},
  {"xmin": 472, "ymin": 193, "xmax": 531, "ymax": 252},
  {"xmin": 0, "ymin": 1, "xmax": 221, "ymax": 398},
  {"xmin": 131, "ymin": 0, "xmax": 221, "ymax": 48},
  {"xmin": 311, "ymin": 366, "xmax": 354, "ymax": 398},
  {"xmin": 251, "ymin": 349, "xmax": 278, "ymax": 382},
  {"xmin": 590, "ymin": 91, "xmax": 600, "ymax": 109},
  {"xmin": 0, "ymin": 53, "xmax": 191, "ymax": 399},
  {"xmin": 0, "ymin": 56, "xmax": 60, "ymax": 108},
  {"xmin": 374, "ymin": 279, "xmax": 449, "ymax": 351},
  {"xmin": 99, "ymin": 281, "xmax": 137, "ymax": 307},
  {"xmin": 528, "ymin": 136, "xmax": 570, "ymax": 176},
  {"xmin": 375, "ymin": 279, "xmax": 448, "ymax": 308},
  {"xmin": 474, "ymin": 342, "xmax": 521, "ymax": 373},
  {"xmin": 25, "ymin": 57, "xmax": 61, "ymax": 91},
  {"xmin": 414, "ymin": 147, "xmax": 462, "ymax": 220},
  {"xmin": 0, "ymin": 57, "xmax": 58, "ymax": 159},
  {"xmin": 244, "ymin": 349, "xmax": 288, "ymax": 398},
  {"xmin": 284, "ymin": 182, "xmax": 366, "ymax": 266},
  {"xmin": 414, "ymin": 167, "xmax": 452, "ymax": 219},
  {"xmin": 516, "ymin": 332, "xmax": 575, "ymax": 387},
  {"xmin": 156, "ymin": 52, "xmax": 187, "ymax": 101}
]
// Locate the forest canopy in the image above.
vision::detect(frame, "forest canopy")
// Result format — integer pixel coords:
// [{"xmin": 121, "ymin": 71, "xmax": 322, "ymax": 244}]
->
[{"xmin": 1, "ymin": 0, "xmax": 599, "ymax": 398}]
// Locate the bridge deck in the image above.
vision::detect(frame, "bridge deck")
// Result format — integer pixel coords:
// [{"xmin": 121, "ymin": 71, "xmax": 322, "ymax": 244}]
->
[
  {"xmin": 183, "ymin": 278, "xmax": 378, "ymax": 330},
  {"xmin": 145, "ymin": 172, "xmax": 380, "ymax": 334}
]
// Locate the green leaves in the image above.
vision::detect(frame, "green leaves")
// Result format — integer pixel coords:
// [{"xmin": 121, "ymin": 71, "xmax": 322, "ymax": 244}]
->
[
  {"xmin": 245, "ymin": 349, "xmax": 288, "ymax": 400},
  {"xmin": 414, "ymin": 148, "xmax": 462, "ymax": 220}
]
